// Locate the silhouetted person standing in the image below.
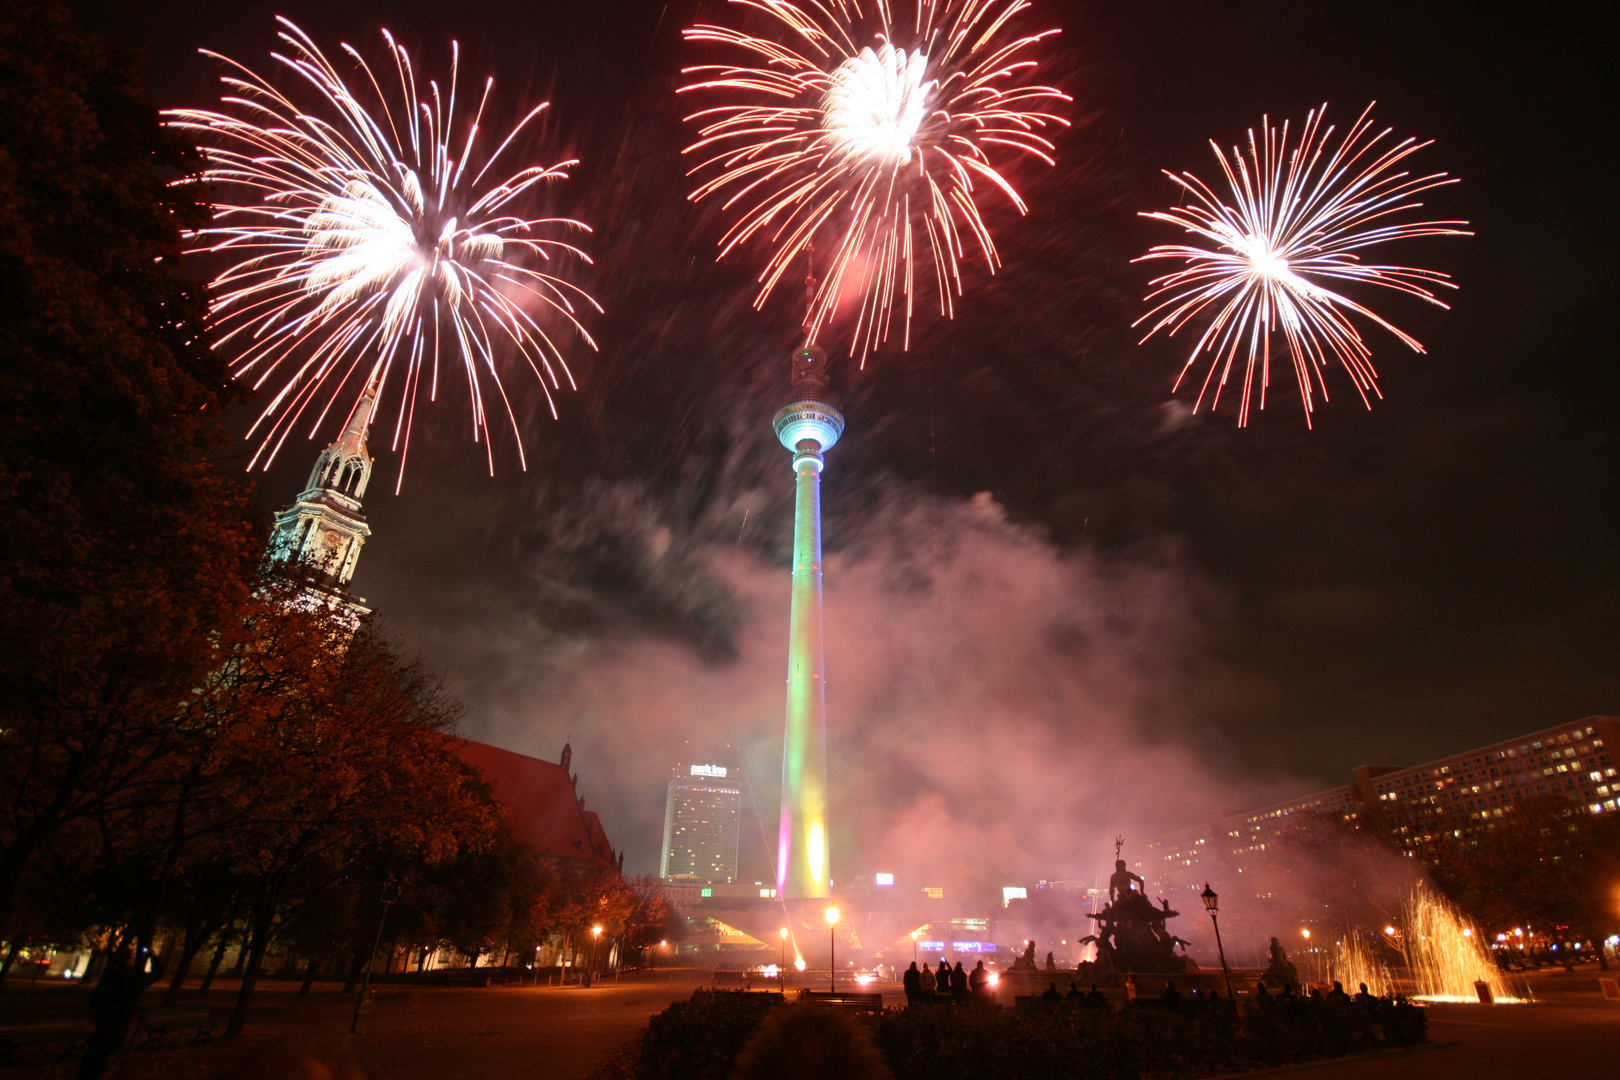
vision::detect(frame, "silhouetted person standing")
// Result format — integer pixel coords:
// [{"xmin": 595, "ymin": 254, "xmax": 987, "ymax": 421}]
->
[
  {"xmin": 903, "ymin": 962, "xmax": 920, "ymax": 1003},
  {"xmin": 1045, "ymin": 950, "xmax": 1056, "ymax": 974},
  {"xmin": 950, "ymin": 962, "xmax": 969, "ymax": 1002},
  {"xmin": 1042, "ymin": 981, "xmax": 1062, "ymax": 1003},
  {"xmin": 1328, "ymin": 980, "xmax": 1350, "ymax": 1004},
  {"xmin": 918, "ymin": 963, "xmax": 936, "ymax": 997},
  {"xmin": 1067, "ymin": 980, "xmax": 1084, "ymax": 1000},
  {"xmin": 969, "ymin": 960, "xmax": 988, "ymax": 993}
]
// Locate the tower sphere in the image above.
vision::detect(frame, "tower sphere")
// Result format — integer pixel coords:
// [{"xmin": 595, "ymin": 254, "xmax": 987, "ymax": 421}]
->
[{"xmin": 773, "ymin": 346, "xmax": 846, "ymax": 463}]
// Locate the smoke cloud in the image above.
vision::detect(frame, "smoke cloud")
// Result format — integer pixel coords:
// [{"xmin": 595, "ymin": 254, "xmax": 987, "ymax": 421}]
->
[{"xmin": 367, "ymin": 471, "xmax": 1312, "ymax": 906}]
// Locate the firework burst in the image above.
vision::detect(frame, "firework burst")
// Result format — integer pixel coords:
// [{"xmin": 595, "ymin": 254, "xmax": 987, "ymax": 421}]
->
[
  {"xmin": 1135, "ymin": 103, "xmax": 1470, "ymax": 426},
  {"xmin": 680, "ymin": 0, "xmax": 1069, "ymax": 358},
  {"xmin": 168, "ymin": 18, "xmax": 600, "ymax": 480}
]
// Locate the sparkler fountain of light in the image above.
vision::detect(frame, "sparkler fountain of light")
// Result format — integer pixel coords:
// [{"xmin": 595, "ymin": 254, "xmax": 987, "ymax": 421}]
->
[
  {"xmin": 680, "ymin": 0, "xmax": 1070, "ymax": 359},
  {"xmin": 1403, "ymin": 889, "xmax": 1527, "ymax": 1003},
  {"xmin": 1134, "ymin": 103, "xmax": 1471, "ymax": 427},
  {"xmin": 167, "ymin": 18, "xmax": 600, "ymax": 486},
  {"xmin": 1327, "ymin": 931, "xmax": 1394, "ymax": 998}
]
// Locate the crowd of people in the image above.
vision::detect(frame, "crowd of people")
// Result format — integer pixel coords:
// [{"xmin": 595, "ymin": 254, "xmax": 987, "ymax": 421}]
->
[{"xmin": 901, "ymin": 959, "xmax": 998, "ymax": 1003}]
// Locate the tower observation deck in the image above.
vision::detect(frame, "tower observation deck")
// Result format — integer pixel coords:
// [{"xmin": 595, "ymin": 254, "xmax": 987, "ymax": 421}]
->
[{"xmin": 771, "ymin": 346, "xmax": 845, "ymax": 900}]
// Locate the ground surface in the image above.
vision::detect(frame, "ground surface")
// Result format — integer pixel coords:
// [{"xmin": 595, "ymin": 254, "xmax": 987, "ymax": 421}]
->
[
  {"xmin": 1264, "ymin": 970, "xmax": 1617, "ymax": 1079},
  {"xmin": 1, "ymin": 966, "xmax": 1613, "ymax": 1078}
]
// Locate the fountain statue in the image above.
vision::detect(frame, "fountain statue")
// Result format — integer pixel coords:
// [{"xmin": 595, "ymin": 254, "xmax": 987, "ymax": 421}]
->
[{"xmin": 1077, "ymin": 857, "xmax": 1197, "ymax": 979}]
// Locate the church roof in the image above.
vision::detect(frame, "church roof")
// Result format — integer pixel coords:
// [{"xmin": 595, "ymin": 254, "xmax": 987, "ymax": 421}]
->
[{"xmin": 450, "ymin": 737, "xmax": 617, "ymax": 867}]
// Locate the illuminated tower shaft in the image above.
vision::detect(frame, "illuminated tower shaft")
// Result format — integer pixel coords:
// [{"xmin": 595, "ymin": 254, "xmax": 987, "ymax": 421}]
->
[{"xmin": 772, "ymin": 347, "xmax": 845, "ymax": 900}]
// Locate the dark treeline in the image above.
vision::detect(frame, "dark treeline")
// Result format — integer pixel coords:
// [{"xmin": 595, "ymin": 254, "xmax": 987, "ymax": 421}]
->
[{"xmin": 0, "ymin": 5, "xmax": 666, "ymax": 1078}]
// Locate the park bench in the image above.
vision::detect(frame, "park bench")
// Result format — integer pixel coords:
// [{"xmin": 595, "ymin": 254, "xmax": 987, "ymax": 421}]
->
[
  {"xmin": 0, "ymin": 1018, "xmax": 94, "ymax": 1062},
  {"xmin": 797, "ymin": 990, "xmax": 883, "ymax": 1012},
  {"xmin": 136, "ymin": 1006, "xmax": 216, "ymax": 1049}
]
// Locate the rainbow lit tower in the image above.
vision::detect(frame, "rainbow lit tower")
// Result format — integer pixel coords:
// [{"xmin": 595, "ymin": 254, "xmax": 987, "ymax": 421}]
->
[{"xmin": 771, "ymin": 346, "xmax": 845, "ymax": 900}]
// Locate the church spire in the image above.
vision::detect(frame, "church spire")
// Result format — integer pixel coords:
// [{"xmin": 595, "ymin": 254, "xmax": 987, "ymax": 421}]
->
[{"xmin": 268, "ymin": 382, "xmax": 379, "ymax": 613}]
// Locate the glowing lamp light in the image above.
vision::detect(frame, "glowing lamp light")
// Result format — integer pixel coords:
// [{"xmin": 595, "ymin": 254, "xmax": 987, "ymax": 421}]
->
[
  {"xmin": 1300, "ymin": 928, "xmax": 1311, "ymax": 940},
  {"xmin": 1385, "ymin": 926, "xmax": 1397, "ymax": 936},
  {"xmin": 825, "ymin": 906, "xmax": 841, "ymax": 926},
  {"xmin": 780, "ymin": 928, "xmax": 790, "ymax": 940},
  {"xmin": 794, "ymin": 958, "xmax": 806, "ymax": 971},
  {"xmin": 592, "ymin": 925, "xmax": 603, "ymax": 937},
  {"xmin": 1200, "ymin": 883, "xmax": 1219, "ymax": 912},
  {"xmin": 1462, "ymin": 928, "xmax": 1473, "ymax": 938},
  {"xmin": 987, "ymin": 971, "xmax": 1000, "ymax": 986}
]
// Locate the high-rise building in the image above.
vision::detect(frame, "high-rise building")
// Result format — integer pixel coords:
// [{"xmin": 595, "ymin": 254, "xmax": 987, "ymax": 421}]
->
[
  {"xmin": 1141, "ymin": 715, "xmax": 1620, "ymax": 900},
  {"xmin": 771, "ymin": 346, "xmax": 844, "ymax": 899},
  {"xmin": 660, "ymin": 763, "xmax": 743, "ymax": 882}
]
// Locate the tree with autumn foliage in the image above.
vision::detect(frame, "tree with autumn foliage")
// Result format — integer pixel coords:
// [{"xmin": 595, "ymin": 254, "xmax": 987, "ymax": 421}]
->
[
  {"xmin": 0, "ymin": 0, "xmax": 260, "ymax": 934},
  {"xmin": 1429, "ymin": 795, "xmax": 1620, "ymax": 948}
]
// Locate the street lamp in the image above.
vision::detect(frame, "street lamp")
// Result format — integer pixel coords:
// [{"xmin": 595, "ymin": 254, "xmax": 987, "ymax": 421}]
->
[
  {"xmin": 825, "ymin": 907, "xmax": 840, "ymax": 995},
  {"xmin": 1200, "ymin": 883, "xmax": 1234, "ymax": 1001},
  {"xmin": 350, "ymin": 879, "xmax": 400, "ymax": 1034},
  {"xmin": 779, "ymin": 928, "xmax": 789, "ymax": 985},
  {"xmin": 590, "ymin": 925, "xmax": 603, "ymax": 986},
  {"xmin": 910, "ymin": 930, "xmax": 921, "ymax": 965}
]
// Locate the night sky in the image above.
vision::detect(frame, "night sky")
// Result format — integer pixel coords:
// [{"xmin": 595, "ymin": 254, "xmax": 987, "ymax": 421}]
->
[{"xmin": 68, "ymin": 0, "xmax": 1617, "ymax": 880}]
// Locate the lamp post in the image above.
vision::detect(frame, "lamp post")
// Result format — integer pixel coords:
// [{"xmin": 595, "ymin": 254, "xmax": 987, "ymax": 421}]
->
[
  {"xmin": 590, "ymin": 925, "xmax": 603, "ymax": 986},
  {"xmin": 825, "ymin": 907, "xmax": 840, "ymax": 994},
  {"xmin": 1200, "ymin": 883, "xmax": 1234, "ymax": 1001},
  {"xmin": 779, "ymin": 928, "xmax": 789, "ymax": 985},
  {"xmin": 350, "ymin": 879, "xmax": 399, "ymax": 1034},
  {"xmin": 910, "ymin": 930, "xmax": 921, "ymax": 965}
]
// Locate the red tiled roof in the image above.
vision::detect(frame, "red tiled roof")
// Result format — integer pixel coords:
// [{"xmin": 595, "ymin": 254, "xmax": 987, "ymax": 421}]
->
[{"xmin": 450, "ymin": 738, "xmax": 616, "ymax": 865}]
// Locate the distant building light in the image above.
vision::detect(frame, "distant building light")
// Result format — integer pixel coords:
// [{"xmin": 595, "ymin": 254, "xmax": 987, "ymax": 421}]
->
[
  {"xmin": 701, "ymin": 888, "xmax": 713, "ymax": 897},
  {"xmin": 875, "ymin": 873, "xmax": 894, "ymax": 886},
  {"xmin": 759, "ymin": 888, "xmax": 776, "ymax": 897},
  {"xmin": 1002, "ymin": 886, "xmax": 1027, "ymax": 907},
  {"xmin": 691, "ymin": 764, "xmax": 728, "ymax": 777},
  {"xmin": 923, "ymin": 887, "xmax": 943, "ymax": 899}
]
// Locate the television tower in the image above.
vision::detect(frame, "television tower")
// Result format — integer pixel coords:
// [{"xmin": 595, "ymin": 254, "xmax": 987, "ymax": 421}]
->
[{"xmin": 772, "ymin": 345, "xmax": 844, "ymax": 900}]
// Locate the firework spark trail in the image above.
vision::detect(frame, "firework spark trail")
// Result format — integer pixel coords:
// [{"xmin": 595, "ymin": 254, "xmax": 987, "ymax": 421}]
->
[
  {"xmin": 680, "ymin": 0, "xmax": 1070, "ymax": 359},
  {"xmin": 1134, "ymin": 103, "xmax": 1470, "ymax": 427},
  {"xmin": 168, "ymin": 18, "xmax": 600, "ymax": 484}
]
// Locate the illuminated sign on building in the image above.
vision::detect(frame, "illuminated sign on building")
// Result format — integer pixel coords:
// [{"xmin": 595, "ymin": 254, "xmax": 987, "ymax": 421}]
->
[
  {"xmin": 691, "ymin": 764, "xmax": 728, "ymax": 777},
  {"xmin": 917, "ymin": 940, "xmax": 945, "ymax": 951},
  {"xmin": 952, "ymin": 942, "xmax": 997, "ymax": 953},
  {"xmin": 1002, "ymin": 886, "xmax": 1027, "ymax": 907},
  {"xmin": 875, "ymin": 873, "xmax": 894, "ymax": 886}
]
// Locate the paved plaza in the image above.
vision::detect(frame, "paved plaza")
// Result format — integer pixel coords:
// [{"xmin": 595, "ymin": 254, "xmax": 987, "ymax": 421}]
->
[{"xmin": 1, "ymin": 968, "xmax": 1614, "ymax": 1078}]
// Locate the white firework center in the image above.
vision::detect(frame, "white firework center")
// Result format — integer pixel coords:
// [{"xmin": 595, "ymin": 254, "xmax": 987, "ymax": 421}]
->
[{"xmin": 822, "ymin": 44, "xmax": 936, "ymax": 166}]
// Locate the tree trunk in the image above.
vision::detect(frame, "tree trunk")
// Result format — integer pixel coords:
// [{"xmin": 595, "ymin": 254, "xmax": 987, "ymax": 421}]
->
[
  {"xmin": 197, "ymin": 934, "xmax": 230, "ymax": 995},
  {"xmin": 341, "ymin": 948, "xmax": 366, "ymax": 994},
  {"xmin": 297, "ymin": 958, "xmax": 319, "ymax": 997},
  {"xmin": 161, "ymin": 917, "xmax": 211, "ymax": 1005},
  {"xmin": 0, "ymin": 939, "xmax": 22, "ymax": 984},
  {"xmin": 223, "ymin": 903, "xmax": 276, "ymax": 1039},
  {"xmin": 74, "ymin": 955, "xmax": 158, "ymax": 1080}
]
